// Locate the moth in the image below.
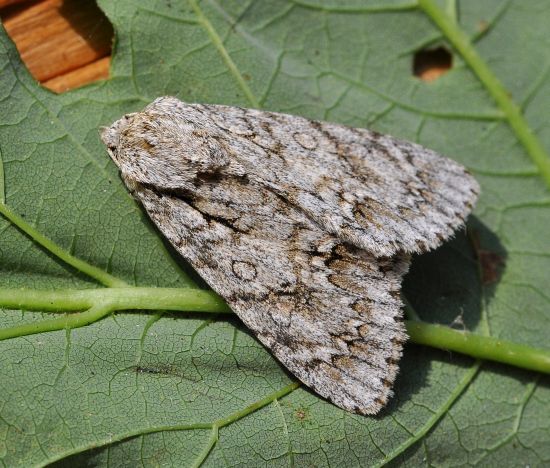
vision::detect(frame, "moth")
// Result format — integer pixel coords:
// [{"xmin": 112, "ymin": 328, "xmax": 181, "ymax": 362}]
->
[{"xmin": 101, "ymin": 97, "xmax": 478, "ymax": 415}]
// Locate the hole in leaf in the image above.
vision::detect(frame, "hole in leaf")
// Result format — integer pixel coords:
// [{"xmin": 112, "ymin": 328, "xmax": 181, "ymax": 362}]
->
[
  {"xmin": 413, "ymin": 46, "xmax": 452, "ymax": 82},
  {"xmin": 0, "ymin": 0, "xmax": 114, "ymax": 93}
]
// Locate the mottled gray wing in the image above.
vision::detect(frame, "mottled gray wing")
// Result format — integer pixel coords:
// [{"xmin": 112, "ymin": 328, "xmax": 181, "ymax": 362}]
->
[
  {"xmin": 122, "ymin": 97, "xmax": 478, "ymax": 257},
  {"xmin": 211, "ymin": 103, "xmax": 478, "ymax": 257},
  {"xmin": 132, "ymin": 176, "xmax": 409, "ymax": 414},
  {"xmin": 100, "ymin": 96, "xmax": 478, "ymax": 414}
]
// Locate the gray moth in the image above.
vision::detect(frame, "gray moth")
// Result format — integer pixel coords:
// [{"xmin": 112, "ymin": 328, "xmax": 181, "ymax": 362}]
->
[{"xmin": 101, "ymin": 96, "xmax": 479, "ymax": 415}]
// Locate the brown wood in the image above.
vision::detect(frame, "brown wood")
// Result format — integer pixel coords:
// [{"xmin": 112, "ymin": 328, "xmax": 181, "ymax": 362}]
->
[
  {"xmin": 0, "ymin": 0, "xmax": 112, "ymax": 92},
  {"xmin": 0, "ymin": 0, "xmax": 29, "ymax": 8},
  {"xmin": 413, "ymin": 47, "xmax": 452, "ymax": 82},
  {"xmin": 44, "ymin": 55, "xmax": 110, "ymax": 92}
]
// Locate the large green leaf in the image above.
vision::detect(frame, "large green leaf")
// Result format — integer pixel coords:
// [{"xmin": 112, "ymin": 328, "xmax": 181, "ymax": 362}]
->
[{"xmin": 1, "ymin": 0, "xmax": 549, "ymax": 465}]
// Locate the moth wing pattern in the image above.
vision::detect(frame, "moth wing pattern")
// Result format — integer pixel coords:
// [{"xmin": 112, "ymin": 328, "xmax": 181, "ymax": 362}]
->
[
  {"xmin": 124, "ymin": 97, "xmax": 478, "ymax": 257},
  {"xmin": 101, "ymin": 96, "xmax": 479, "ymax": 414},
  {"xmin": 135, "ymin": 181, "xmax": 410, "ymax": 414}
]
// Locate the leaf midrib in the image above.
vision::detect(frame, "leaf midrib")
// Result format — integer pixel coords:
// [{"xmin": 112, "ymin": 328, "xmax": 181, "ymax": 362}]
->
[{"xmin": 419, "ymin": 0, "xmax": 550, "ymax": 189}]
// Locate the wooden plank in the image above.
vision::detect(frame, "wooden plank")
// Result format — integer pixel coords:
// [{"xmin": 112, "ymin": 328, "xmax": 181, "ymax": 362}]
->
[
  {"xmin": 44, "ymin": 55, "xmax": 110, "ymax": 93},
  {"xmin": 0, "ymin": 0, "xmax": 28, "ymax": 8},
  {"xmin": 1, "ymin": 0, "xmax": 113, "ymax": 91}
]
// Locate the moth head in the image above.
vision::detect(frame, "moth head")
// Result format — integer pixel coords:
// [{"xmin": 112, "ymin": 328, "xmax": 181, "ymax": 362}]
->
[
  {"xmin": 101, "ymin": 102, "xmax": 240, "ymax": 193},
  {"xmin": 100, "ymin": 113, "xmax": 137, "ymax": 167}
]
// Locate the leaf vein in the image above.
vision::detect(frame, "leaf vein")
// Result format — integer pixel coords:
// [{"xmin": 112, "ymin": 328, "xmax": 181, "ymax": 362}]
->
[{"xmin": 188, "ymin": 0, "xmax": 260, "ymax": 108}]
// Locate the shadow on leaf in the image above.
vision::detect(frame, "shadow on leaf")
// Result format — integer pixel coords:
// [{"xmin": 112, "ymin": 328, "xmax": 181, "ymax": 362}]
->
[{"xmin": 390, "ymin": 215, "xmax": 506, "ymax": 411}]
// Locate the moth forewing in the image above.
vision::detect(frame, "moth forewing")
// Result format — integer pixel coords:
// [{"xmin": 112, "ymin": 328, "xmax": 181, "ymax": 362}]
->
[{"xmin": 101, "ymin": 96, "xmax": 478, "ymax": 414}]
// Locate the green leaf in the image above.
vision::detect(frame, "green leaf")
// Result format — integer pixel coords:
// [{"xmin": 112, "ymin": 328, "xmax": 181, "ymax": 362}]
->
[{"xmin": 1, "ymin": 0, "xmax": 549, "ymax": 466}]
